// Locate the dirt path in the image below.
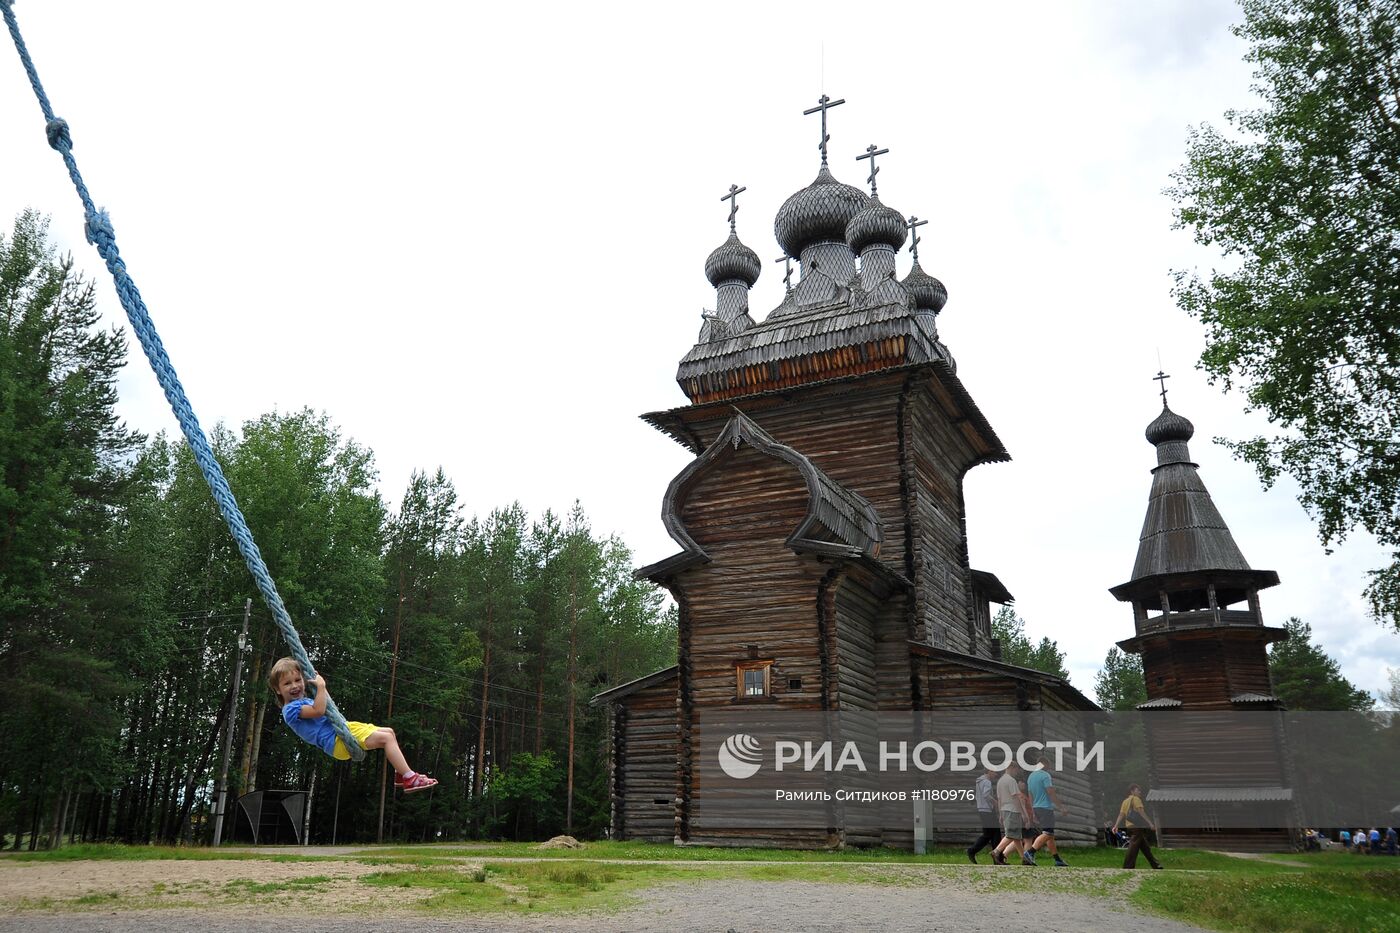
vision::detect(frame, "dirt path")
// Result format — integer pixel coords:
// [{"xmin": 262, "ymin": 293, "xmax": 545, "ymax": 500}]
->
[
  {"xmin": 0, "ymin": 858, "xmax": 1207, "ymax": 932},
  {"xmin": 0, "ymin": 882, "xmax": 1206, "ymax": 933}
]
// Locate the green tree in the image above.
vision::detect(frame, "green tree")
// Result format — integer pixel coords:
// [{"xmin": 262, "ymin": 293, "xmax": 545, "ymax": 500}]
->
[
  {"xmin": 1169, "ymin": 0, "xmax": 1400, "ymax": 627},
  {"xmin": 466, "ymin": 504, "xmax": 533, "ymax": 806},
  {"xmin": 1380, "ymin": 667, "xmax": 1400, "ymax": 709},
  {"xmin": 487, "ymin": 751, "xmax": 563, "ymax": 840},
  {"xmin": 372, "ymin": 468, "xmax": 475, "ymax": 843},
  {"xmin": 0, "ymin": 210, "xmax": 141, "ymax": 847},
  {"xmin": 990, "ymin": 606, "xmax": 1068, "ymax": 678},
  {"xmin": 1268, "ymin": 617, "xmax": 1374, "ymax": 710},
  {"xmin": 1094, "ymin": 647, "xmax": 1147, "ymax": 711}
]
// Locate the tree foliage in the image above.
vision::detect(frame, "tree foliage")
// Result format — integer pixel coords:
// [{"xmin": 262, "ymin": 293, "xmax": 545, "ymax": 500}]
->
[
  {"xmin": 1381, "ymin": 666, "xmax": 1400, "ymax": 709},
  {"xmin": 1, "ymin": 210, "xmax": 140, "ymax": 848},
  {"xmin": 0, "ymin": 212, "xmax": 677, "ymax": 846},
  {"xmin": 1268, "ymin": 617, "xmax": 1374, "ymax": 710},
  {"xmin": 990, "ymin": 605, "xmax": 1068, "ymax": 679},
  {"xmin": 1169, "ymin": 0, "xmax": 1400, "ymax": 626},
  {"xmin": 1094, "ymin": 647, "xmax": 1147, "ymax": 711}
]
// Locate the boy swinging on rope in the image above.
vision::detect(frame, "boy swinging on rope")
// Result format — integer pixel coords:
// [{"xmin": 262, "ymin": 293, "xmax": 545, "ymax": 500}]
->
[{"xmin": 269, "ymin": 657, "xmax": 438, "ymax": 793}]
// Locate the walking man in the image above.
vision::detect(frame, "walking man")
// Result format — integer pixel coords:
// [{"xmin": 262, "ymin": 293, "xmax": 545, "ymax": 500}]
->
[
  {"xmin": 991, "ymin": 763, "xmax": 1026, "ymax": 865},
  {"xmin": 1110, "ymin": 782, "xmax": 1162, "ymax": 870},
  {"xmin": 966, "ymin": 766, "xmax": 1001, "ymax": 863},
  {"xmin": 1026, "ymin": 755, "xmax": 1069, "ymax": 866}
]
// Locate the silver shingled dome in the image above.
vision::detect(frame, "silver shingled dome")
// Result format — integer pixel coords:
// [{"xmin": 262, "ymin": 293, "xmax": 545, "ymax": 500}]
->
[
  {"xmin": 774, "ymin": 165, "xmax": 870, "ymax": 258},
  {"xmin": 1146, "ymin": 406, "xmax": 1195, "ymax": 445},
  {"xmin": 704, "ymin": 231, "xmax": 762, "ymax": 287},
  {"xmin": 845, "ymin": 196, "xmax": 908, "ymax": 253},
  {"xmin": 901, "ymin": 260, "xmax": 948, "ymax": 314}
]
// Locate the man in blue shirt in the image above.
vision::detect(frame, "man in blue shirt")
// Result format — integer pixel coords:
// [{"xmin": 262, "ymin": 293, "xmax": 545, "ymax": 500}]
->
[{"xmin": 1026, "ymin": 753, "xmax": 1069, "ymax": 867}]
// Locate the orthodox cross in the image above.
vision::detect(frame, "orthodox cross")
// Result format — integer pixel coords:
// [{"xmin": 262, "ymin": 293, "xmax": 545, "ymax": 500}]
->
[
  {"xmin": 775, "ymin": 254, "xmax": 793, "ymax": 292},
  {"xmin": 1153, "ymin": 370, "xmax": 1171, "ymax": 406},
  {"xmin": 803, "ymin": 94, "xmax": 846, "ymax": 165},
  {"xmin": 906, "ymin": 215, "xmax": 928, "ymax": 262},
  {"xmin": 856, "ymin": 144, "xmax": 888, "ymax": 197},
  {"xmin": 721, "ymin": 183, "xmax": 746, "ymax": 233}
]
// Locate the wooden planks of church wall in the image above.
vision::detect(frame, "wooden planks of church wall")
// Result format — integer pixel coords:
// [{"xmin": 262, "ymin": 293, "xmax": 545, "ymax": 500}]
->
[
  {"xmin": 614, "ymin": 678, "xmax": 680, "ymax": 843},
  {"xmin": 670, "ymin": 370, "xmax": 991, "ymax": 661},
  {"xmin": 670, "ymin": 444, "xmax": 834, "ymax": 847}
]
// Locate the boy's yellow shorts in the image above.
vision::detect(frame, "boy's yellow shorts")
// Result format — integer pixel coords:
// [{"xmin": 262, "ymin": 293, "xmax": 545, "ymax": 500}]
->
[{"xmin": 332, "ymin": 721, "xmax": 379, "ymax": 760}]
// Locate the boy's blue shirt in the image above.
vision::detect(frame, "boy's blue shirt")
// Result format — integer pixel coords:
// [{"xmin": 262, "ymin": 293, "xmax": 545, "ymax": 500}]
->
[
  {"xmin": 1027, "ymin": 768, "xmax": 1053, "ymax": 809},
  {"xmin": 283, "ymin": 698, "xmax": 337, "ymax": 755}
]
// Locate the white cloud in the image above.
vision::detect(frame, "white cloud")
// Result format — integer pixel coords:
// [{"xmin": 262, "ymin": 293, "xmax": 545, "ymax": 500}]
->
[{"xmin": 3, "ymin": 0, "xmax": 1393, "ymax": 697}]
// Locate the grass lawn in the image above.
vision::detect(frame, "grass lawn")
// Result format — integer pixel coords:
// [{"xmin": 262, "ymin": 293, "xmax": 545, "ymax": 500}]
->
[{"xmin": 3, "ymin": 840, "xmax": 1397, "ymax": 931}]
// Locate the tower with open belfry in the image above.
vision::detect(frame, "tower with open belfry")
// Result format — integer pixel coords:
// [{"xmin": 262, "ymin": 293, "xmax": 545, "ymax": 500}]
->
[{"xmin": 1110, "ymin": 387, "xmax": 1295, "ymax": 851}]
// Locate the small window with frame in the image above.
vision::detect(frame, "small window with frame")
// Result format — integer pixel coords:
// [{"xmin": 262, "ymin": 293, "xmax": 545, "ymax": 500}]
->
[{"xmin": 736, "ymin": 661, "xmax": 772, "ymax": 699}]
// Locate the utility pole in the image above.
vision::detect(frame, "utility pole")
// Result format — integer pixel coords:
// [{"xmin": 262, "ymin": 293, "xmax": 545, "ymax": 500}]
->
[
  {"xmin": 212, "ymin": 599, "xmax": 251, "ymax": 846},
  {"xmin": 303, "ymin": 767, "xmax": 316, "ymax": 846},
  {"xmin": 332, "ymin": 763, "xmax": 342, "ymax": 846},
  {"xmin": 377, "ymin": 565, "xmax": 407, "ymax": 843}
]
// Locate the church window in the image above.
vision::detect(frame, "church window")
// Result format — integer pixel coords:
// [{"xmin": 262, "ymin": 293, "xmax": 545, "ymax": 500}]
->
[{"xmin": 736, "ymin": 661, "xmax": 771, "ymax": 698}]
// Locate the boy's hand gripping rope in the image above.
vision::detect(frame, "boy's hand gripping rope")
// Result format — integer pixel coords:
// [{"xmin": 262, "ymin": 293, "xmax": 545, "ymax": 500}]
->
[{"xmin": 2, "ymin": 0, "xmax": 365, "ymax": 761}]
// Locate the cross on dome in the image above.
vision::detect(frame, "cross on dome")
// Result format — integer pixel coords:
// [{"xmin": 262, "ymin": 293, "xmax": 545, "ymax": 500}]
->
[
  {"xmin": 775, "ymin": 254, "xmax": 793, "ymax": 292},
  {"xmin": 856, "ymin": 144, "xmax": 888, "ymax": 197},
  {"xmin": 1153, "ymin": 370, "xmax": 1171, "ymax": 407},
  {"xmin": 803, "ymin": 94, "xmax": 846, "ymax": 166},
  {"xmin": 721, "ymin": 183, "xmax": 747, "ymax": 233},
  {"xmin": 906, "ymin": 215, "xmax": 928, "ymax": 263}
]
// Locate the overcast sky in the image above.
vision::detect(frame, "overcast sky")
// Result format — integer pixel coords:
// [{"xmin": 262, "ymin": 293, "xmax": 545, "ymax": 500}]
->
[{"xmin": 4, "ymin": 1, "xmax": 1396, "ymax": 699}]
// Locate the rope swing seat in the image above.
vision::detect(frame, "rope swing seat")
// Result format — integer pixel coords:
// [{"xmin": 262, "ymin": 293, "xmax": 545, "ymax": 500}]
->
[{"xmin": 2, "ymin": 1, "xmax": 366, "ymax": 761}]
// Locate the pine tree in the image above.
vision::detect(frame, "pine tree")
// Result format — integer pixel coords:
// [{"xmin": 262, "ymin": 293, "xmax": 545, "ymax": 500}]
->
[
  {"xmin": 0, "ymin": 210, "xmax": 141, "ymax": 847},
  {"xmin": 990, "ymin": 606, "xmax": 1068, "ymax": 678},
  {"xmin": 1268, "ymin": 617, "xmax": 1374, "ymax": 710},
  {"xmin": 1094, "ymin": 647, "xmax": 1147, "ymax": 711}
]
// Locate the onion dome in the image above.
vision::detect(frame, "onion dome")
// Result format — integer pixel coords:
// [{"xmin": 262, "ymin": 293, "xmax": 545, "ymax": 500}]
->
[
  {"xmin": 901, "ymin": 260, "xmax": 948, "ymax": 314},
  {"xmin": 704, "ymin": 231, "xmax": 762, "ymax": 287},
  {"xmin": 1146, "ymin": 406, "xmax": 1195, "ymax": 445},
  {"xmin": 845, "ymin": 196, "xmax": 908, "ymax": 253},
  {"xmin": 774, "ymin": 165, "xmax": 869, "ymax": 258}
]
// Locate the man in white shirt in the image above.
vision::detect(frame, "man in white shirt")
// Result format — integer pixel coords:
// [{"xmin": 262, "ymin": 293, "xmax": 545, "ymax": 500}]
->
[{"xmin": 991, "ymin": 763, "xmax": 1026, "ymax": 865}]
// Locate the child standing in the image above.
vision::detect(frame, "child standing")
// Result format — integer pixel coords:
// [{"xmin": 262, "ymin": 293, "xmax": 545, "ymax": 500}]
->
[{"xmin": 268, "ymin": 657, "xmax": 437, "ymax": 793}]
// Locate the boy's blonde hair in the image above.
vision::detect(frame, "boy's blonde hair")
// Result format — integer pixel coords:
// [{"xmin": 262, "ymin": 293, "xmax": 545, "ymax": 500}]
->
[{"xmin": 268, "ymin": 657, "xmax": 304, "ymax": 708}]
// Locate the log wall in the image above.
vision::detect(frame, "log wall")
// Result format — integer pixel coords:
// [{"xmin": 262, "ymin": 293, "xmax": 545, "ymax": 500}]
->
[
  {"xmin": 1142, "ymin": 631, "xmax": 1276, "ymax": 708},
  {"xmin": 672, "ymin": 444, "xmax": 830, "ymax": 846},
  {"xmin": 614, "ymin": 361, "xmax": 1109, "ymax": 851},
  {"xmin": 668, "ymin": 371, "xmax": 988, "ymax": 660},
  {"xmin": 614, "ymin": 678, "xmax": 680, "ymax": 843}
]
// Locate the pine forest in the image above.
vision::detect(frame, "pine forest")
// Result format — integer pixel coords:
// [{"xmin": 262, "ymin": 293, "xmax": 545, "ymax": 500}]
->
[{"xmin": 0, "ymin": 211, "xmax": 678, "ymax": 848}]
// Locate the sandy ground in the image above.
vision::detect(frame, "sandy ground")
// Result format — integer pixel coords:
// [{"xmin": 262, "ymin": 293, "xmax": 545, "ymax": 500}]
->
[{"xmin": 0, "ymin": 857, "xmax": 1209, "ymax": 932}]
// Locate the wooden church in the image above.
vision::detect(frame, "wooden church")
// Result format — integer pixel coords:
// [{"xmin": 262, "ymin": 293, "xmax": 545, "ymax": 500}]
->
[
  {"xmin": 1110, "ymin": 395, "xmax": 1295, "ymax": 851},
  {"xmin": 592, "ymin": 98, "xmax": 1098, "ymax": 850}
]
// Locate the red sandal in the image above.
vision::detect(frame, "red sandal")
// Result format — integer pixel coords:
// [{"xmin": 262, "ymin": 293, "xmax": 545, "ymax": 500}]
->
[{"xmin": 401, "ymin": 772, "xmax": 438, "ymax": 794}]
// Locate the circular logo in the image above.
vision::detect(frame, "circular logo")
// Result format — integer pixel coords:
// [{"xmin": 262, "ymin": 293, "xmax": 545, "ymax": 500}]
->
[{"xmin": 718, "ymin": 733, "xmax": 763, "ymax": 779}]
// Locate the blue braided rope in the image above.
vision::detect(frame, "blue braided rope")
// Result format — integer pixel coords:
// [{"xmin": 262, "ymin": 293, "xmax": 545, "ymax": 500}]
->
[{"xmin": 2, "ymin": 1, "xmax": 364, "ymax": 761}]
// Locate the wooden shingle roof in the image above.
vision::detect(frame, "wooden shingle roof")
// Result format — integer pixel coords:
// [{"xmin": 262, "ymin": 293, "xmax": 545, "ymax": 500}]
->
[
  {"xmin": 1113, "ymin": 403, "xmax": 1279, "ymax": 596},
  {"xmin": 643, "ymin": 358, "xmax": 1009, "ymax": 466},
  {"xmin": 677, "ymin": 294, "xmax": 952, "ymax": 404}
]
